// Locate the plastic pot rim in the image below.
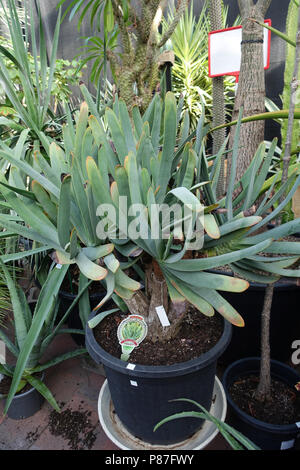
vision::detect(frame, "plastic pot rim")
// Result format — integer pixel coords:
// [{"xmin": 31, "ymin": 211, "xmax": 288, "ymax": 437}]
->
[
  {"xmin": 85, "ymin": 312, "xmax": 232, "ymax": 379},
  {"xmin": 5, "ymin": 371, "xmax": 45, "ymax": 402},
  {"xmin": 222, "ymin": 357, "xmax": 300, "ymax": 435}
]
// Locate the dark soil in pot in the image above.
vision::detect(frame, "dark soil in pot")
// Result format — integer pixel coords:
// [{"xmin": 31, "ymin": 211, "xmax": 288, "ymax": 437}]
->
[
  {"xmin": 222, "ymin": 358, "xmax": 300, "ymax": 450},
  {"xmin": 94, "ymin": 308, "xmax": 224, "ymax": 365},
  {"xmin": 0, "ymin": 375, "xmax": 33, "ymax": 396},
  {"xmin": 229, "ymin": 375, "xmax": 300, "ymax": 425},
  {"xmin": 86, "ymin": 310, "xmax": 231, "ymax": 445}
]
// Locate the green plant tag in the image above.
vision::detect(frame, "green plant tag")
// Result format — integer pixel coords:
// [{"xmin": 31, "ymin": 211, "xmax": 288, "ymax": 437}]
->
[{"xmin": 117, "ymin": 315, "xmax": 148, "ymax": 361}]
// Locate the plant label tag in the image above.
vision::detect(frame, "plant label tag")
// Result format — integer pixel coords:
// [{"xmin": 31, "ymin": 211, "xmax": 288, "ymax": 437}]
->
[
  {"xmin": 117, "ymin": 315, "xmax": 148, "ymax": 361},
  {"xmin": 0, "ymin": 340, "xmax": 5, "ymax": 365},
  {"xmin": 130, "ymin": 380, "xmax": 138, "ymax": 387},
  {"xmin": 280, "ymin": 439, "xmax": 295, "ymax": 450},
  {"xmin": 155, "ymin": 306, "xmax": 170, "ymax": 327},
  {"xmin": 126, "ymin": 363, "xmax": 136, "ymax": 370}
]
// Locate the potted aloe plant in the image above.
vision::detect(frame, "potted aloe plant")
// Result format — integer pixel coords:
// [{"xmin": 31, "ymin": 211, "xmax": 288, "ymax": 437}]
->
[
  {"xmin": 0, "ymin": 260, "xmax": 87, "ymax": 419},
  {"xmin": 83, "ymin": 92, "xmax": 300, "ymax": 446},
  {"xmin": 0, "ymin": 90, "xmax": 299, "ymax": 444}
]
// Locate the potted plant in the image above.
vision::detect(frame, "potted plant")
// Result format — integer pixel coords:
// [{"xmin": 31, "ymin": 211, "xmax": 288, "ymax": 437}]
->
[
  {"xmin": 80, "ymin": 94, "xmax": 299, "ymax": 443},
  {"xmin": 0, "ymin": 260, "xmax": 87, "ymax": 419},
  {"xmin": 0, "ymin": 90, "xmax": 299, "ymax": 443}
]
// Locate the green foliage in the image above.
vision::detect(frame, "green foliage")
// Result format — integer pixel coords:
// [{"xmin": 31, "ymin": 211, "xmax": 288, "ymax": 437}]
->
[
  {"xmin": 281, "ymin": 0, "xmax": 300, "ymax": 155},
  {"xmin": 161, "ymin": 0, "xmax": 239, "ymax": 129},
  {"xmin": 260, "ymin": 1, "xmax": 300, "ymax": 163},
  {"xmin": 57, "ymin": 0, "xmax": 191, "ymax": 111},
  {"xmin": 154, "ymin": 397, "xmax": 260, "ymax": 450},
  {"xmin": 57, "ymin": 0, "xmax": 119, "ymax": 85},
  {"xmin": 0, "ymin": 35, "xmax": 84, "ymax": 119},
  {"xmin": 0, "ymin": 260, "xmax": 87, "ymax": 414},
  {"xmin": 0, "ymin": 91, "xmax": 299, "ymax": 337}
]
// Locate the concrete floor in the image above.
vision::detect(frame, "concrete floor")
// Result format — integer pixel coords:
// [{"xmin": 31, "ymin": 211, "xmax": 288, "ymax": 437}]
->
[
  {"xmin": 0, "ymin": 272, "xmax": 299, "ymax": 452},
  {"xmin": 0, "ymin": 331, "xmax": 235, "ymax": 451}
]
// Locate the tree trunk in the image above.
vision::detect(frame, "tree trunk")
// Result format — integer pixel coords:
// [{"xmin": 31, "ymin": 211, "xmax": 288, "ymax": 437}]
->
[
  {"xmin": 123, "ymin": 259, "xmax": 188, "ymax": 342},
  {"xmin": 108, "ymin": 0, "xmax": 190, "ymax": 112},
  {"xmin": 228, "ymin": 0, "xmax": 272, "ymax": 184},
  {"xmin": 254, "ymin": 283, "xmax": 273, "ymax": 401}
]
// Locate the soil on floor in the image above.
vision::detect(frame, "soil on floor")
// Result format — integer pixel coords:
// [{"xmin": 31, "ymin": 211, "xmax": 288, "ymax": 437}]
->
[
  {"xmin": 93, "ymin": 308, "xmax": 224, "ymax": 366},
  {"xmin": 229, "ymin": 375, "xmax": 300, "ymax": 425},
  {"xmin": 47, "ymin": 401, "xmax": 98, "ymax": 450}
]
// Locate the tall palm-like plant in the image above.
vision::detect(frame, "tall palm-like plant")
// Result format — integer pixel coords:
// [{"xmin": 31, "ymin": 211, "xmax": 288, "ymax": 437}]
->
[
  {"xmin": 57, "ymin": 0, "xmax": 191, "ymax": 111},
  {"xmin": 161, "ymin": 0, "xmax": 238, "ymax": 130}
]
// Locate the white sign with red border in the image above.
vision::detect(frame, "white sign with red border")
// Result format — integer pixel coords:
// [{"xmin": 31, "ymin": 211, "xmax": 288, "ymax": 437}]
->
[{"xmin": 208, "ymin": 19, "xmax": 271, "ymax": 81}]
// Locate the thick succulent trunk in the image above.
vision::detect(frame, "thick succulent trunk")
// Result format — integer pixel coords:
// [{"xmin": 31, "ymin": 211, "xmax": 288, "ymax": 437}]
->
[
  {"xmin": 209, "ymin": 0, "xmax": 226, "ymax": 197},
  {"xmin": 108, "ymin": 0, "xmax": 190, "ymax": 112},
  {"xmin": 123, "ymin": 259, "xmax": 188, "ymax": 342},
  {"xmin": 228, "ymin": 0, "xmax": 272, "ymax": 184}
]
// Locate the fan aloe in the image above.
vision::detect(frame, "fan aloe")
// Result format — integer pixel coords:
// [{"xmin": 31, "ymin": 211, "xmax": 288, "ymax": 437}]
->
[
  {"xmin": 0, "ymin": 91, "xmax": 299, "ymax": 344},
  {"xmin": 84, "ymin": 91, "xmax": 300, "ymax": 341},
  {"xmin": 0, "ymin": 260, "xmax": 87, "ymax": 415}
]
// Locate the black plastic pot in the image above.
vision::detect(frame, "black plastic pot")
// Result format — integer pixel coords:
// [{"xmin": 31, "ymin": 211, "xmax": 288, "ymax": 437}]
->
[
  {"xmin": 5, "ymin": 374, "xmax": 45, "ymax": 420},
  {"xmin": 86, "ymin": 313, "xmax": 232, "ymax": 445},
  {"xmin": 222, "ymin": 357, "xmax": 300, "ymax": 450},
  {"xmin": 217, "ymin": 276, "xmax": 300, "ymax": 365}
]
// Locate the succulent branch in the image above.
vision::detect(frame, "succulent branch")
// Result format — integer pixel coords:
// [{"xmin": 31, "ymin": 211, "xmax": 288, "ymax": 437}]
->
[
  {"xmin": 158, "ymin": 0, "xmax": 190, "ymax": 47},
  {"xmin": 281, "ymin": 5, "xmax": 300, "ymax": 189}
]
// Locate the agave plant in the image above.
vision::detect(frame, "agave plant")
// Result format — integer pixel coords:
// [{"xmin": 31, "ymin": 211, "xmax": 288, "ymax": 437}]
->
[{"xmin": 0, "ymin": 260, "xmax": 87, "ymax": 415}]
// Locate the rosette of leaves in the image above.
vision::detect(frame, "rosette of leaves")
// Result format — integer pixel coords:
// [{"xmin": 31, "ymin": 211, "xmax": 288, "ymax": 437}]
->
[
  {"xmin": 84, "ymin": 92, "xmax": 300, "ymax": 341},
  {"xmin": 0, "ymin": 91, "xmax": 299, "ymax": 344}
]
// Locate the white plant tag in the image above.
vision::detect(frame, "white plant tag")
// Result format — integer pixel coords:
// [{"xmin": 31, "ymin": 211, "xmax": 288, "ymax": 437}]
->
[
  {"xmin": 280, "ymin": 439, "xmax": 295, "ymax": 450},
  {"xmin": 130, "ymin": 380, "xmax": 138, "ymax": 387},
  {"xmin": 155, "ymin": 305, "xmax": 170, "ymax": 327},
  {"xmin": 126, "ymin": 363, "xmax": 136, "ymax": 370}
]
